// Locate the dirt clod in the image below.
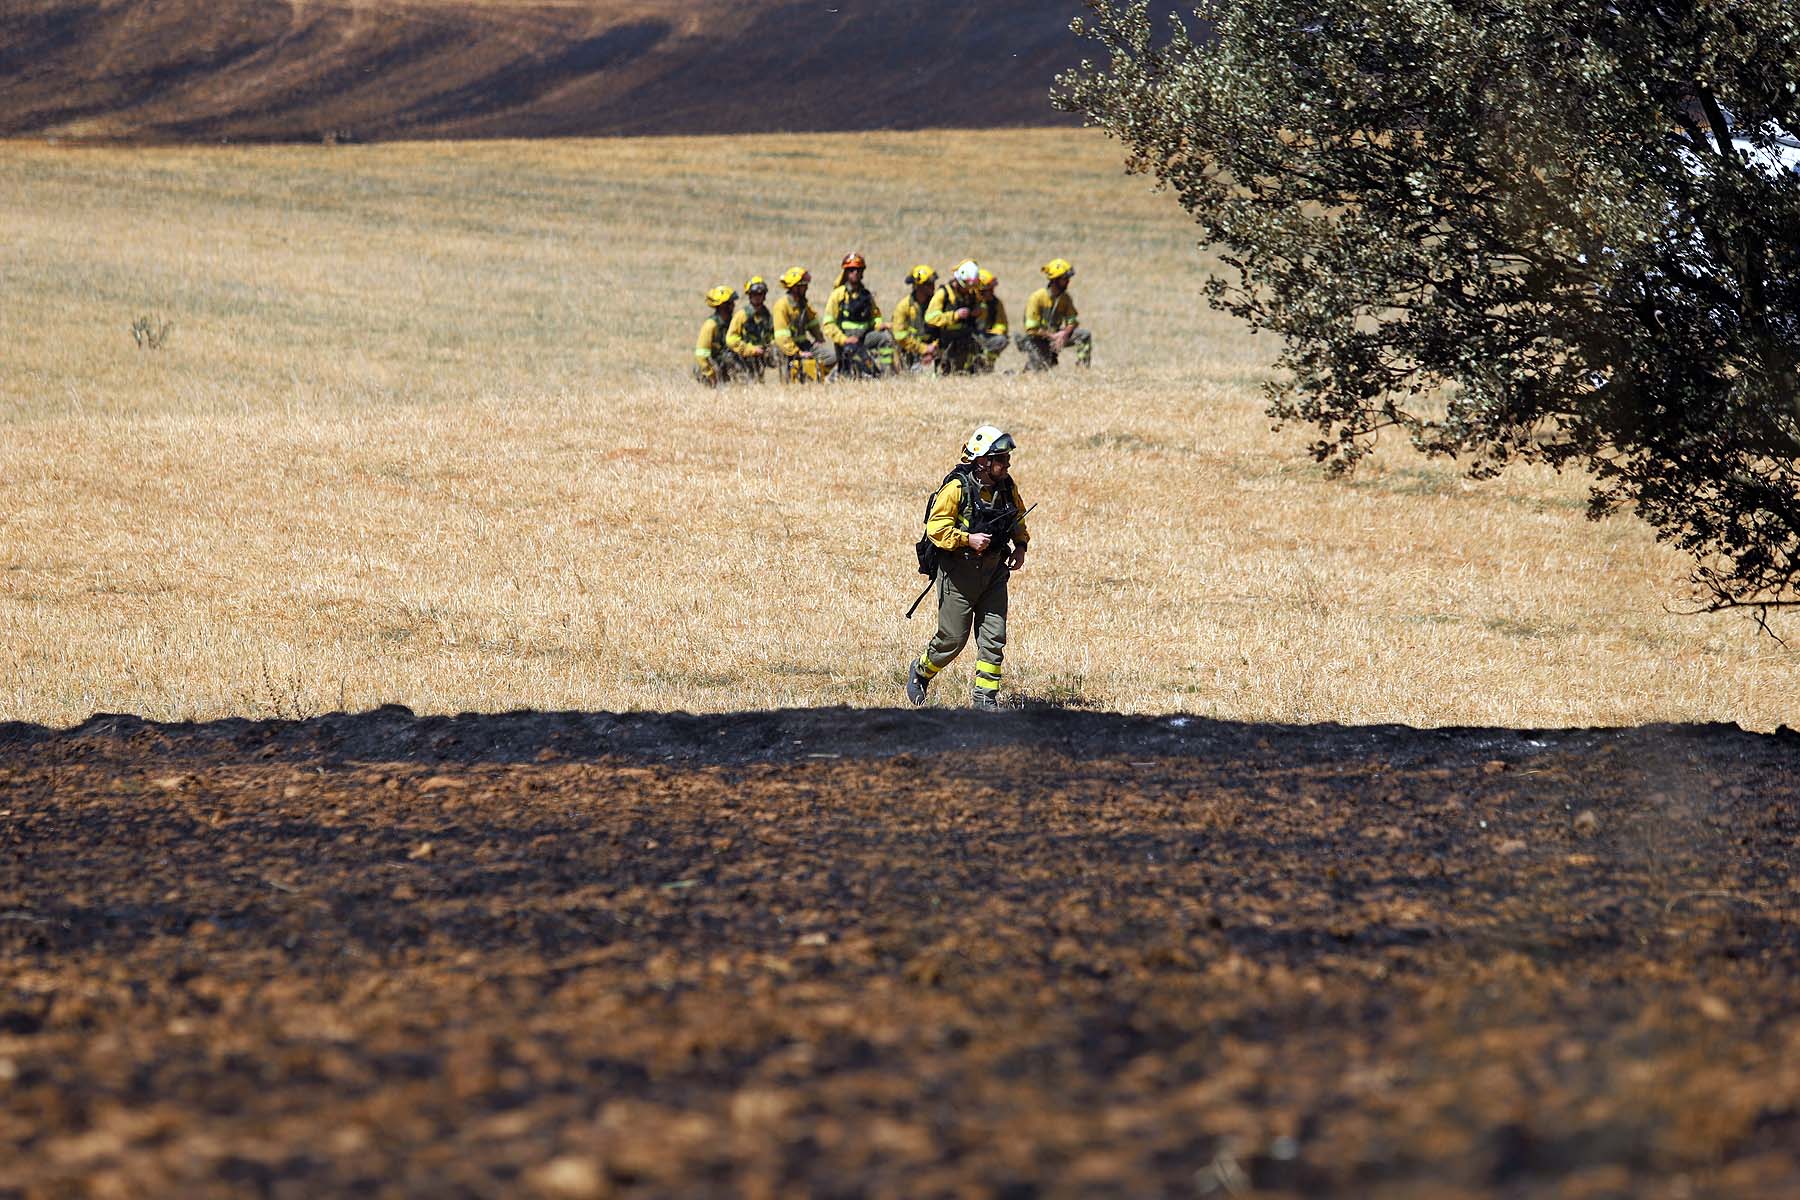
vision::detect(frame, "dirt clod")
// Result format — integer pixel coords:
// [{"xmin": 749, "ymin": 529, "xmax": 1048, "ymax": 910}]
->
[{"xmin": 530, "ymin": 1156, "xmax": 606, "ymax": 1198}]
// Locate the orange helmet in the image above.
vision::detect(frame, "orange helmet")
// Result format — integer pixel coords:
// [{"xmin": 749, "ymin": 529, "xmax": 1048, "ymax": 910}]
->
[{"xmin": 841, "ymin": 252, "xmax": 866, "ymax": 270}]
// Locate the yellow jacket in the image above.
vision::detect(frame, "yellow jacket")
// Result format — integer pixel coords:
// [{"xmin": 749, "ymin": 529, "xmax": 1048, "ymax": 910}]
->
[
  {"xmin": 892, "ymin": 289, "xmax": 932, "ymax": 355},
  {"xmin": 1024, "ymin": 287, "xmax": 1079, "ymax": 335},
  {"xmin": 727, "ymin": 304, "xmax": 775, "ymax": 355},
  {"xmin": 982, "ymin": 293, "xmax": 1011, "ymax": 337},
  {"xmin": 925, "ymin": 475, "xmax": 1030, "ymax": 554},
  {"xmin": 822, "ymin": 284, "xmax": 884, "ymax": 344},
  {"xmin": 695, "ymin": 313, "xmax": 727, "ymax": 362},
  {"xmin": 924, "ymin": 283, "xmax": 982, "ymax": 336},
  {"xmin": 772, "ymin": 293, "xmax": 823, "ymax": 356}
]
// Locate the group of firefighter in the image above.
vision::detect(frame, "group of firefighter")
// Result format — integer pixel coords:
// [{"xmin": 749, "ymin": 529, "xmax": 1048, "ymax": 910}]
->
[
  {"xmin": 692, "ymin": 258, "xmax": 1072, "ymax": 710},
  {"xmin": 694, "ymin": 254, "xmax": 1092, "ymax": 385}
]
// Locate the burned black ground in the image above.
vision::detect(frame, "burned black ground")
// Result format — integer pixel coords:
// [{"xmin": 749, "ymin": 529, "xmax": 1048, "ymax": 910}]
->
[{"xmin": 3, "ymin": 710, "xmax": 1798, "ymax": 1198}]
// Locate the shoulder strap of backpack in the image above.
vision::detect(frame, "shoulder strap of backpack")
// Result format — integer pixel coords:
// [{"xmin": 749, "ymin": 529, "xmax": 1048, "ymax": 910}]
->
[{"xmin": 923, "ymin": 465, "xmax": 972, "ymax": 524}]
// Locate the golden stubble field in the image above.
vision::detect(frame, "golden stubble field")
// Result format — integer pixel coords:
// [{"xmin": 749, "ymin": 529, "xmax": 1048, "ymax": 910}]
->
[{"xmin": 0, "ymin": 128, "xmax": 1792, "ymax": 728}]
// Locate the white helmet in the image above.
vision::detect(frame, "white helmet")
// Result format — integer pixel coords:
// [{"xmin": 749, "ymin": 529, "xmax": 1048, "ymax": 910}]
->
[
  {"xmin": 963, "ymin": 425, "xmax": 1017, "ymax": 459},
  {"xmin": 952, "ymin": 260, "xmax": 981, "ymax": 288}
]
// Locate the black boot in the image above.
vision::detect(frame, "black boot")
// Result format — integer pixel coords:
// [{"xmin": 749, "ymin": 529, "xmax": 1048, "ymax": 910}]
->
[{"xmin": 906, "ymin": 663, "xmax": 931, "ymax": 706}]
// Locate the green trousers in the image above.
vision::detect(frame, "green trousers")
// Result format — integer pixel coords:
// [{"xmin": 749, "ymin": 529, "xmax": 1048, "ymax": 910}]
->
[
  {"xmin": 915, "ymin": 551, "xmax": 1009, "ymax": 698},
  {"xmin": 1016, "ymin": 327, "xmax": 1093, "ymax": 370}
]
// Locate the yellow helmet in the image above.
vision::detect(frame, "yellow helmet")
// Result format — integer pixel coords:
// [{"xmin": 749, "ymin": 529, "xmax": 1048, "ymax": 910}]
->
[
  {"xmin": 780, "ymin": 266, "xmax": 811, "ymax": 289},
  {"xmin": 1042, "ymin": 258, "xmax": 1074, "ymax": 280},
  {"xmin": 907, "ymin": 264, "xmax": 937, "ymax": 287},
  {"xmin": 744, "ymin": 275, "xmax": 769, "ymax": 296},
  {"xmin": 977, "ymin": 268, "xmax": 997, "ymax": 293},
  {"xmin": 705, "ymin": 285, "xmax": 736, "ymax": 308}
]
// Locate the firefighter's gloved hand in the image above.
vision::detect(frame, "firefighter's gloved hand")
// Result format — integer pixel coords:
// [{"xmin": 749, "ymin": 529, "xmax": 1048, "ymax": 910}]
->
[
  {"xmin": 1007, "ymin": 544, "xmax": 1028, "ymax": 571},
  {"xmin": 968, "ymin": 532, "xmax": 994, "ymax": 554}
]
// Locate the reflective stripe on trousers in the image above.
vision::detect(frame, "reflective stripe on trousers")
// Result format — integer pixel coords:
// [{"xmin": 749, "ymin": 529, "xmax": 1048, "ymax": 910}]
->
[{"xmin": 920, "ymin": 554, "xmax": 1008, "ymax": 678}]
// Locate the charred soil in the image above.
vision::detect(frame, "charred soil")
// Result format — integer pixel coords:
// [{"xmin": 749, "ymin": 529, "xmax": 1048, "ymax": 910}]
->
[
  {"xmin": 3, "ymin": 708, "xmax": 1799, "ymax": 1197},
  {"xmin": 0, "ymin": 0, "xmax": 1087, "ymax": 142}
]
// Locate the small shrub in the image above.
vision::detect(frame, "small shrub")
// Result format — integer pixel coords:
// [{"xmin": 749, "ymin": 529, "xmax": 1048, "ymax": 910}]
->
[{"xmin": 130, "ymin": 315, "xmax": 173, "ymax": 350}]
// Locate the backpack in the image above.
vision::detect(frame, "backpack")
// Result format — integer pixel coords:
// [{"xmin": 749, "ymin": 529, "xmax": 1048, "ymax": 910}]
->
[{"xmin": 913, "ymin": 465, "xmax": 1019, "ymax": 576}]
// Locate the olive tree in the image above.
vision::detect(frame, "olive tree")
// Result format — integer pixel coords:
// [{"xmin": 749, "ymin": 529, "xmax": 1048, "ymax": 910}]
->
[{"xmin": 1058, "ymin": 1, "xmax": 1800, "ymax": 619}]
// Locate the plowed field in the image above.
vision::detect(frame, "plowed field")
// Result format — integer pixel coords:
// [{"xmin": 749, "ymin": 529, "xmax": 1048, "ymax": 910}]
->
[{"xmin": 4, "ymin": 709, "xmax": 1799, "ymax": 1198}]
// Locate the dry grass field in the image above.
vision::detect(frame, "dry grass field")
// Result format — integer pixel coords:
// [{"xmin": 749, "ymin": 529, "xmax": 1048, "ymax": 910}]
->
[{"xmin": 1, "ymin": 127, "xmax": 1793, "ymax": 730}]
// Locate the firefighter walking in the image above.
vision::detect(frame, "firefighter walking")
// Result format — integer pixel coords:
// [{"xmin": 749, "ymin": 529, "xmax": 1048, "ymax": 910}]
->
[{"xmin": 906, "ymin": 426, "xmax": 1030, "ymax": 711}]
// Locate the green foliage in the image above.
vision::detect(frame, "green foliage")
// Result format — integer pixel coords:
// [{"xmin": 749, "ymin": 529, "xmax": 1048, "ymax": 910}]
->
[{"xmin": 1060, "ymin": 1, "xmax": 1800, "ymax": 616}]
